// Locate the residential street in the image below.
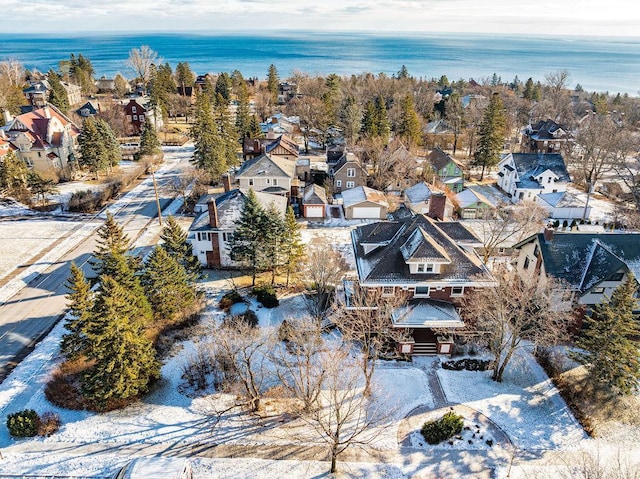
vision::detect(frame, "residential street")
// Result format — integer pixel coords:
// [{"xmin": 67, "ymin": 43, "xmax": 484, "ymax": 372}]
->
[{"xmin": 0, "ymin": 145, "xmax": 194, "ymax": 382}]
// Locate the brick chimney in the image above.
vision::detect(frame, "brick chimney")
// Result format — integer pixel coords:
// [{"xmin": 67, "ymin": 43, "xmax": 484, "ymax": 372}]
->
[
  {"xmin": 428, "ymin": 193, "xmax": 447, "ymax": 220},
  {"xmin": 543, "ymin": 227, "xmax": 554, "ymax": 242},
  {"xmin": 43, "ymin": 105, "xmax": 51, "ymax": 119},
  {"xmin": 207, "ymin": 198, "xmax": 219, "ymax": 228},
  {"xmin": 222, "ymin": 174, "xmax": 231, "ymax": 193},
  {"xmin": 2, "ymin": 110, "xmax": 13, "ymax": 124}
]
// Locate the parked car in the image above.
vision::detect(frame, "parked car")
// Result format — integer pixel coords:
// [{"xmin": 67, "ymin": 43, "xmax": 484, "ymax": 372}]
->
[{"xmin": 112, "ymin": 457, "xmax": 193, "ymax": 479}]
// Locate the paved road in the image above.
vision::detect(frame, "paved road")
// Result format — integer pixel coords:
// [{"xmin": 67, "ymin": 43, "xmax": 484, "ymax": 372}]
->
[{"xmin": 0, "ymin": 145, "xmax": 194, "ymax": 382}]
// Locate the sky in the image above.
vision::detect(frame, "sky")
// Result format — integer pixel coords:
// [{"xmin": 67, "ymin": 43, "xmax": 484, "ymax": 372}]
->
[{"xmin": 3, "ymin": 0, "xmax": 640, "ymax": 37}]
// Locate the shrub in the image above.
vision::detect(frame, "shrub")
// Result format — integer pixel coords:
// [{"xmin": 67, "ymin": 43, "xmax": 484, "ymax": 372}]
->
[
  {"xmin": 253, "ymin": 285, "xmax": 279, "ymax": 308},
  {"xmin": 68, "ymin": 189, "xmax": 102, "ymax": 213},
  {"xmin": 38, "ymin": 412, "xmax": 61, "ymax": 437},
  {"xmin": 231, "ymin": 309, "xmax": 259, "ymax": 328},
  {"xmin": 421, "ymin": 411, "xmax": 464, "ymax": 445},
  {"xmin": 6, "ymin": 409, "xmax": 41, "ymax": 437},
  {"xmin": 442, "ymin": 358, "xmax": 491, "ymax": 371},
  {"xmin": 219, "ymin": 289, "xmax": 244, "ymax": 310}
]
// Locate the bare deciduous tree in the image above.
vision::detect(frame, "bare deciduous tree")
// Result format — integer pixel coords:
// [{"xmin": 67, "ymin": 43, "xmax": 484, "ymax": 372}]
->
[
  {"xmin": 302, "ymin": 246, "xmax": 349, "ymax": 321},
  {"xmin": 126, "ymin": 45, "xmax": 161, "ymax": 86},
  {"xmin": 331, "ymin": 286, "xmax": 411, "ymax": 395},
  {"xmin": 304, "ymin": 346, "xmax": 394, "ymax": 474},
  {"xmin": 463, "ymin": 266, "xmax": 573, "ymax": 382}
]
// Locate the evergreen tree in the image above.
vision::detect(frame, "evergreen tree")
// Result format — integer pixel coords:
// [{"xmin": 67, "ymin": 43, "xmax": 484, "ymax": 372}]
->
[
  {"xmin": 47, "ymin": 69, "xmax": 69, "ymax": 113},
  {"xmin": 114, "ymin": 73, "xmax": 130, "ymax": 98},
  {"xmin": 27, "ymin": 171, "xmax": 58, "ymax": 205},
  {"xmin": 280, "ymin": 206, "xmax": 304, "ymax": 287},
  {"xmin": 248, "ymin": 115, "xmax": 264, "ymax": 139},
  {"xmin": 215, "ymin": 72, "xmax": 232, "ymax": 103},
  {"xmin": 160, "ymin": 215, "xmax": 202, "ymax": 282},
  {"xmin": 137, "ymin": 117, "xmax": 162, "ymax": 159},
  {"xmin": 175, "ymin": 62, "xmax": 195, "ymax": 91},
  {"xmin": 92, "ymin": 212, "xmax": 130, "ymax": 278},
  {"xmin": 374, "ymin": 96, "xmax": 391, "ymax": 144},
  {"xmin": 95, "ymin": 118, "xmax": 121, "ymax": 169},
  {"xmin": 149, "ymin": 63, "xmax": 175, "ymax": 124},
  {"xmin": 361, "ymin": 100, "xmax": 378, "ymax": 138},
  {"xmin": 78, "ymin": 117, "xmax": 108, "ymax": 179},
  {"xmin": 262, "ymin": 202, "xmax": 286, "ymax": 285},
  {"xmin": 229, "ymin": 189, "xmax": 267, "ymax": 286},
  {"xmin": 397, "ymin": 65, "xmax": 410, "ymax": 79},
  {"xmin": 142, "ymin": 246, "xmax": 196, "ymax": 321},
  {"xmin": 473, "ymin": 92, "xmax": 507, "ymax": 180},
  {"xmin": 523, "ymin": 77, "xmax": 535, "ymax": 101},
  {"xmin": 0, "ymin": 150, "xmax": 29, "ymax": 196},
  {"xmin": 397, "ymin": 94, "xmax": 422, "ymax": 148},
  {"xmin": 190, "ymin": 91, "xmax": 228, "ymax": 179},
  {"xmin": 267, "ymin": 64, "xmax": 279, "ymax": 104},
  {"xmin": 214, "ymin": 92, "xmax": 239, "ymax": 167},
  {"xmin": 67, "ymin": 53, "xmax": 95, "ymax": 95},
  {"xmin": 234, "ymin": 72, "xmax": 252, "ymax": 138},
  {"xmin": 322, "ymin": 74, "xmax": 341, "ymax": 126},
  {"xmin": 81, "ymin": 275, "xmax": 160, "ymax": 409},
  {"xmin": 60, "ymin": 262, "xmax": 93, "ymax": 359},
  {"xmin": 572, "ymin": 275, "xmax": 640, "ymax": 395}
]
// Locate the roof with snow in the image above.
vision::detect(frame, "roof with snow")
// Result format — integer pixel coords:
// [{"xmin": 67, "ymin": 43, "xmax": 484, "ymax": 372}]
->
[
  {"xmin": 341, "ymin": 186, "xmax": 388, "ymax": 208},
  {"xmin": 302, "ymin": 183, "xmax": 327, "ymax": 205},
  {"xmin": 502, "ymin": 153, "xmax": 571, "ymax": 189},
  {"xmin": 455, "ymin": 188, "xmax": 496, "ymax": 209},
  {"xmin": 538, "ymin": 191, "xmax": 585, "ymax": 208},
  {"xmin": 427, "ymin": 147, "xmax": 463, "ymax": 171},
  {"xmin": 516, "ymin": 232, "xmax": 640, "ymax": 292},
  {"xmin": 235, "ymin": 153, "xmax": 296, "ymax": 179},
  {"xmin": 352, "ymin": 215, "xmax": 493, "ymax": 285},
  {"xmin": 404, "ymin": 182, "xmax": 433, "ymax": 204},
  {"xmin": 392, "ymin": 299, "xmax": 465, "ymax": 328}
]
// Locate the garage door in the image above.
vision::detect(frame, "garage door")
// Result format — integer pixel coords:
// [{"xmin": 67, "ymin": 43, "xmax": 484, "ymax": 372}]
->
[
  {"xmin": 305, "ymin": 205, "xmax": 324, "ymax": 218},
  {"xmin": 351, "ymin": 207, "xmax": 381, "ymax": 219}
]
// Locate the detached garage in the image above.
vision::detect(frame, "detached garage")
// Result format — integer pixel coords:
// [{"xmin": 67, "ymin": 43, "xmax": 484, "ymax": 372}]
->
[
  {"xmin": 302, "ymin": 183, "xmax": 328, "ymax": 219},
  {"xmin": 342, "ymin": 186, "xmax": 389, "ymax": 220}
]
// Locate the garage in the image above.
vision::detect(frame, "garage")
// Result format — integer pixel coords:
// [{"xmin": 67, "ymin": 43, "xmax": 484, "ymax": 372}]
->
[
  {"xmin": 305, "ymin": 205, "xmax": 325, "ymax": 218},
  {"xmin": 351, "ymin": 206, "xmax": 382, "ymax": 219}
]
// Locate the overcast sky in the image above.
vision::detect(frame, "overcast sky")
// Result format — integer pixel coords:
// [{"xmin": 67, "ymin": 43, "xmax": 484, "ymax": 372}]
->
[{"xmin": 4, "ymin": 0, "xmax": 639, "ymax": 37}]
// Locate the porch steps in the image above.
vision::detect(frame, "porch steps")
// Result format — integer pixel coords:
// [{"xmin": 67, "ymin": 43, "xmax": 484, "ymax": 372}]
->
[{"xmin": 412, "ymin": 342, "xmax": 437, "ymax": 356}]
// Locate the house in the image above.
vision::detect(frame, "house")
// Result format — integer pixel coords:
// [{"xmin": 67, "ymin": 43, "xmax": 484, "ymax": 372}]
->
[
  {"xmin": 497, "ymin": 152, "xmax": 571, "ymax": 202},
  {"xmin": 301, "ymin": 183, "xmax": 328, "ymax": 219},
  {"xmin": 242, "ymin": 131, "xmax": 299, "ymax": 161},
  {"xmin": 95, "ymin": 76, "xmax": 117, "ymax": 93},
  {"xmin": 514, "ymin": 230, "xmax": 640, "ymax": 313},
  {"xmin": 537, "ymin": 191, "xmax": 591, "ymax": 220},
  {"xmin": 2, "ymin": 105, "xmax": 80, "ymax": 173},
  {"xmin": 23, "ymin": 81, "xmax": 50, "ymax": 108},
  {"xmin": 233, "ymin": 152, "xmax": 296, "ymax": 197},
  {"xmin": 403, "ymin": 182, "xmax": 454, "ymax": 220},
  {"xmin": 329, "ymin": 152, "xmax": 368, "ymax": 194},
  {"xmin": 425, "ymin": 147, "xmax": 464, "ymax": 193},
  {"xmin": 522, "ymin": 119, "xmax": 572, "ymax": 154},
  {"xmin": 382, "ymin": 143, "xmax": 421, "ymax": 197},
  {"xmin": 349, "ymin": 214, "xmax": 496, "ymax": 355},
  {"xmin": 341, "ymin": 186, "xmax": 388, "ymax": 220},
  {"xmin": 76, "ymin": 101, "xmax": 100, "ymax": 118},
  {"xmin": 61, "ymin": 82, "xmax": 82, "ymax": 107},
  {"xmin": 188, "ymin": 189, "xmax": 288, "ymax": 268},
  {"xmin": 423, "ymin": 119, "xmax": 455, "ymax": 150},
  {"xmin": 455, "ymin": 185, "xmax": 497, "ymax": 219},
  {"xmin": 122, "ymin": 98, "xmax": 163, "ymax": 135},
  {"xmin": 277, "ymin": 82, "xmax": 298, "ymax": 104}
]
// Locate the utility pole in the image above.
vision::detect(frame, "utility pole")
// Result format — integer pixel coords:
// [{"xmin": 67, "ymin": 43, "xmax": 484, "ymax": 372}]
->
[{"xmin": 150, "ymin": 164, "xmax": 162, "ymax": 226}]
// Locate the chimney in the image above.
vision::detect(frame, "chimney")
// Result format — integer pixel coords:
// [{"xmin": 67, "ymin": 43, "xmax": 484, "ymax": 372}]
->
[
  {"xmin": 43, "ymin": 105, "xmax": 51, "ymax": 119},
  {"xmin": 428, "ymin": 193, "xmax": 447, "ymax": 220},
  {"xmin": 207, "ymin": 198, "xmax": 219, "ymax": 228},
  {"xmin": 267, "ymin": 127, "xmax": 275, "ymax": 139},
  {"xmin": 543, "ymin": 227, "xmax": 554, "ymax": 242},
  {"xmin": 222, "ymin": 174, "xmax": 231, "ymax": 193},
  {"xmin": 2, "ymin": 110, "xmax": 12, "ymax": 124}
]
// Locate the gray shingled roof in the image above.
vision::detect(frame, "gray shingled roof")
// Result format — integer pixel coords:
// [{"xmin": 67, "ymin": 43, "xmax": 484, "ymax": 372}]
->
[{"xmin": 507, "ymin": 153, "xmax": 571, "ymax": 186}]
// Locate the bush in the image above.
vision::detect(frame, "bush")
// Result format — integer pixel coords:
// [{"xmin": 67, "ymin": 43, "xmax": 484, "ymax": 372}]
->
[
  {"xmin": 231, "ymin": 309, "xmax": 259, "ymax": 328},
  {"xmin": 6, "ymin": 409, "xmax": 41, "ymax": 437},
  {"xmin": 219, "ymin": 289, "xmax": 244, "ymax": 310},
  {"xmin": 253, "ymin": 285, "xmax": 279, "ymax": 308},
  {"xmin": 68, "ymin": 189, "xmax": 102, "ymax": 213},
  {"xmin": 38, "ymin": 412, "xmax": 61, "ymax": 437},
  {"xmin": 442, "ymin": 358, "xmax": 491, "ymax": 371},
  {"xmin": 421, "ymin": 411, "xmax": 464, "ymax": 445}
]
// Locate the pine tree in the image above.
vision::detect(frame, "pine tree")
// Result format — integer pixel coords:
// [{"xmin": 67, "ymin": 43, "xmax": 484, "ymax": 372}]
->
[
  {"xmin": 60, "ymin": 262, "xmax": 93, "ymax": 359},
  {"xmin": 137, "ymin": 117, "xmax": 162, "ymax": 159},
  {"xmin": 280, "ymin": 206, "xmax": 304, "ymax": 287},
  {"xmin": 142, "ymin": 246, "xmax": 196, "ymax": 321},
  {"xmin": 160, "ymin": 215, "xmax": 202, "ymax": 282},
  {"xmin": 229, "ymin": 189, "xmax": 267, "ymax": 286},
  {"xmin": 47, "ymin": 69, "xmax": 69, "ymax": 113},
  {"xmin": 473, "ymin": 92, "xmax": 507, "ymax": 180},
  {"xmin": 262, "ymin": 202, "xmax": 286, "ymax": 285},
  {"xmin": 81, "ymin": 275, "xmax": 160, "ymax": 409},
  {"xmin": 149, "ymin": 62, "xmax": 175, "ymax": 124},
  {"xmin": 523, "ymin": 78, "xmax": 535, "ymax": 101},
  {"xmin": 213, "ymin": 93, "xmax": 239, "ymax": 168},
  {"xmin": 234, "ymin": 72, "xmax": 252, "ymax": 138},
  {"xmin": 374, "ymin": 96, "xmax": 391, "ymax": 144},
  {"xmin": 95, "ymin": 118, "xmax": 121, "ymax": 169},
  {"xmin": 175, "ymin": 62, "xmax": 195, "ymax": 91},
  {"xmin": 215, "ymin": 72, "xmax": 232, "ymax": 103},
  {"xmin": 78, "ymin": 117, "xmax": 108, "ymax": 179},
  {"xmin": 267, "ymin": 64, "xmax": 279, "ymax": 104},
  {"xmin": 572, "ymin": 275, "xmax": 640, "ymax": 395},
  {"xmin": 190, "ymin": 91, "xmax": 228, "ymax": 180},
  {"xmin": 361, "ymin": 100, "xmax": 378, "ymax": 138},
  {"xmin": 248, "ymin": 115, "xmax": 264, "ymax": 139},
  {"xmin": 0, "ymin": 150, "xmax": 29, "ymax": 196},
  {"xmin": 92, "ymin": 212, "xmax": 131, "ymax": 278},
  {"xmin": 397, "ymin": 94, "xmax": 422, "ymax": 148}
]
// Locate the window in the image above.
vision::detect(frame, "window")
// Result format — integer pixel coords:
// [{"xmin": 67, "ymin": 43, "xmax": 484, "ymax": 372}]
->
[
  {"xmin": 547, "ymin": 177, "xmax": 552, "ymax": 183},
  {"xmin": 346, "ymin": 181, "xmax": 355, "ymax": 189},
  {"xmin": 610, "ymin": 272, "xmax": 624, "ymax": 281},
  {"xmin": 336, "ymin": 180, "xmax": 342, "ymax": 188},
  {"xmin": 523, "ymin": 257, "xmax": 530, "ymax": 270},
  {"xmin": 415, "ymin": 286, "xmax": 429, "ymax": 297},
  {"xmin": 133, "ymin": 115, "xmax": 138, "ymax": 121},
  {"xmin": 451, "ymin": 286, "xmax": 464, "ymax": 296},
  {"xmin": 132, "ymin": 106, "xmax": 137, "ymax": 113},
  {"xmin": 266, "ymin": 178, "xmax": 271, "ymax": 184},
  {"xmin": 126, "ymin": 115, "xmax": 132, "ymax": 121},
  {"xmin": 222, "ymin": 232, "xmax": 233, "ymax": 242},
  {"xmin": 382, "ymin": 286, "xmax": 394, "ymax": 296},
  {"xmin": 249, "ymin": 179, "xmax": 254, "ymax": 186},
  {"xmin": 591, "ymin": 287, "xmax": 605, "ymax": 294},
  {"xmin": 518, "ymin": 192, "xmax": 525, "ymax": 200},
  {"xmin": 533, "ymin": 244, "xmax": 539, "ymax": 258},
  {"xmin": 347, "ymin": 168, "xmax": 356, "ymax": 177},
  {"xmin": 417, "ymin": 264, "xmax": 425, "ymax": 272},
  {"xmin": 426, "ymin": 264, "xmax": 434, "ymax": 272},
  {"xmin": 139, "ymin": 114, "xmax": 144, "ymax": 121}
]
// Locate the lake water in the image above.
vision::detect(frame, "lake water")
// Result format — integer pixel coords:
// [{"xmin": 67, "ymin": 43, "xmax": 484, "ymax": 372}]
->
[{"xmin": 0, "ymin": 31, "xmax": 638, "ymax": 94}]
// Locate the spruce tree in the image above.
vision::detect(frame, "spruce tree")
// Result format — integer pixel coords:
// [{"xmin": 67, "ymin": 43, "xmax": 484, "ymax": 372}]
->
[
  {"xmin": 160, "ymin": 215, "xmax": 202, "ymax": 282},
  {"xmin": 81, "ymin": 275, "xmax": 159, "ymax": 409},
  {"xmin": 523, "ymin": 77, "xmax": 535, "ymax": 100},
  {"xmin": 262, "ymin": 202, "xmax": 286, "ymax": 285},
  {"xmin": 374, "ymin": 96, "xmax": 391, "ymax": 144},
  {"xmin": 572, "ymin": 275, "xmax": 640, "ymax": 395},
  {"xmin": 0, "ymin": 150, "xmax": 29, "ymax": 196},
  {"xmin": 92, "ymin": 212, "xmax": 130, "ymax": 278},
  {"xmin": 280, "ymin": 206, "xmax": 304, "ymax": 287},
  {"xmin": 248, "ymin": 115, "xmax": 264, "ymax": 139},
  {"xmin": 229, "ymin": 189, "xmax": 267, "ymax": 286},
  {"xmin": 47, "ymin": 69, "xmax": 69, "ymax": 113},
  {"xmin": 142, "ymin": 246, "xmax": 196, "ymax": 321},
  {"xmin": 267, "ymin": 64, "xmax": 279, "ymax": 104},
  {"xmin": 215, "ymin": 72, "xmax": 232, "ymax": 103},
  {"xmin": 60, "ymin": 262, "xmax": 93, "ymax": 359},
  {"xmin": 361, "ymin": 100, "xmax": 378, "ymax": 138},
  {"xmin": 190, "ymin": 91, "xmax": 227, "ymax": 179},
  {"xmin": 95, "ymin": 118, "xmax": 121, "ymax": 169},
  {"xmin": 397, "ymin": 94, "xmax": 422, "ymax": 148},
  {"xmin": 473, "ymin": 92, "xmax": 507, "ymax": 180},
  {"xmin": 78, "ymin": 117, "xmax": 108, "ymax": 179},
  {"xmin": 137, "ymin": 117, "xmax": 162, "ymax": 159},
  {"xmin": 214, "ymin": 92, "xmax": 239, "ymax": 168}
]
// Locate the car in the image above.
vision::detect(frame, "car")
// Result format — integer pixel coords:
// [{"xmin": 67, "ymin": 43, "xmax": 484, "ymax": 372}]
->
[{"xmin": 112, "ymin": 457, "xmax": 193, "ymax": 479}]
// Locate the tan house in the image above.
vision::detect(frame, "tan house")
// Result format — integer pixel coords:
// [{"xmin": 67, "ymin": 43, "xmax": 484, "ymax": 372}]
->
[
  {"xmin": 2, "ymin": 105, "xmax": 80, "ymax": 173},
  {"xmin": 341, "ymin": 186, "xmax": 389, "ymax": 220},
  {"xmin": 329, "ymin": 152, "xmax": 368, "ymax": 194},
  {"xmin": 233, "ymin": 152, "xmax": 296, "ymax": 197}
]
